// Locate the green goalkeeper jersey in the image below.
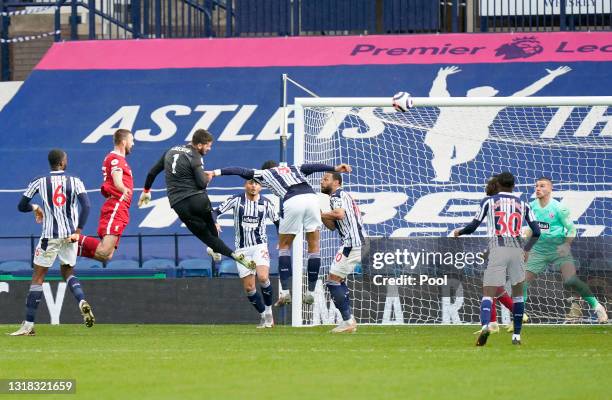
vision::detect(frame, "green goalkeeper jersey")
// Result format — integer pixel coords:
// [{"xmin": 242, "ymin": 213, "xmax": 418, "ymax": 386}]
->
[{"xmin": 530, "ymin": 198, "xmax": 576, "ymax": 252}]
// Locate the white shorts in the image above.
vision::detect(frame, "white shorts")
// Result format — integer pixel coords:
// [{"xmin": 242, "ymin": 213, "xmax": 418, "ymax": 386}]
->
[
  {"xmin": 235, "ymin": 243, "xmax": 270, "ymax": 278},
  {"xmin": 279, "ymin": 193, "xmax": 322, "ymax": 235},
  {"xmin": 330, "ymin": 246, "xmax": 362, "ymax": 279},
  {"xmin": 33, "ymin": 238, "xmax": 77, "ymax": 268},
  {"xmin": 483, "ymin": 247, "xmax": 525, "ymax": 287}
]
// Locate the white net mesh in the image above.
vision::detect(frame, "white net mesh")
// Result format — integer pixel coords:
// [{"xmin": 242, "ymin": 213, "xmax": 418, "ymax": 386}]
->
[{"xmin": 297, "ymin": 101, "xmax": 612, "ymax": 325}]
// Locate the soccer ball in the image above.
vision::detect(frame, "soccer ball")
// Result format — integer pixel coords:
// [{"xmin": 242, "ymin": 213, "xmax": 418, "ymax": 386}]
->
[{"xmin": 392, "ymin": 91, "xmax": 413, "ymax": 112}]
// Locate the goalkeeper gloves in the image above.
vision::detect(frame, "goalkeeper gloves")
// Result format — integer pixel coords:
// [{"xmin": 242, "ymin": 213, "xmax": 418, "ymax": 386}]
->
[{"xmin": 138, "ymin": 190, "xmax": 151, "ymax": 207}]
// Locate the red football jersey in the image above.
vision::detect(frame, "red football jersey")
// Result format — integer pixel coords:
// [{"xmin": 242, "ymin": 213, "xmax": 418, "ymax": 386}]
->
[{"xmin": 101, "ymin": 151, "xmax": 134, "ymax": 206}]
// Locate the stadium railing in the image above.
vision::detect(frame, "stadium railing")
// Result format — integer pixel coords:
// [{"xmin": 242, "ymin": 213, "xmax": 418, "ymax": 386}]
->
[{"xmin": 2, "ymin": 0, "xmax": 610, "ymax": 79}]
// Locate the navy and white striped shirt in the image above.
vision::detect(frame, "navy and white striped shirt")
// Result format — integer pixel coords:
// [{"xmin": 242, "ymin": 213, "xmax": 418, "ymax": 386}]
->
[
  {"xmin": 22, "ymin": 171, "xmax": 88, "ymax": 239},
  {"xmin": 213, "ymin": 194, "xmax": 280, "ymax": 249},
  {"xmin": 252, "ymin": 165, "xmax": 311, "ymax": 199},
  {"xmin": 330, "ymin": 188, "xmax": 364, "ymax": 248},
  {"xmin": 459, "ymin": 192, "xmax": 540, "ymax": 250},
  {"xmin": 219, "ymin": 164, "xmax": 336, "ymax": 202}
]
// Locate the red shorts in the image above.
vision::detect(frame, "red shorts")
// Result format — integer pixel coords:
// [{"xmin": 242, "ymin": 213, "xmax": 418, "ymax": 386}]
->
[{"xmin": 97, "ymin": 198, "xmax": 130, "ymax": 244}]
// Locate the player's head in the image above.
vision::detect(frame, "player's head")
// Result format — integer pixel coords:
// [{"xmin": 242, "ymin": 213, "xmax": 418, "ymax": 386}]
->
[
  {"xmin": 466, "ymin": 86, "xmax": 499, "ymax": 97},
  {"xmin": 261, "ymin": 160, "xmax": 278, "ymax": 170},
  {"xmin": 192, "ymin": 129, "xmax": 214, "ymax": 155},
  {"xmin": 114, "ymin": 129, "xmax": 134, "ymax": 155},
  {"xmin": 244, "ymin": 179, "xmax": 262, "ymax": 196},
  {"xmin": 535, "ymin": 176, "xmax": 553, "ymax": 199},
  {"xmin": 48, "ymin": 149, "xmax": 67, "ymax": 171},
  {"xmin": 485, "ymin": 175, "xmax": 499, "ymax": 196},
  {"xmin": 496, "ymin": 171, "xmax": 515, "ymax": 192},
  {"xmin": 320, "ymin": 172, "xmax": 342, "ymax": 195}
]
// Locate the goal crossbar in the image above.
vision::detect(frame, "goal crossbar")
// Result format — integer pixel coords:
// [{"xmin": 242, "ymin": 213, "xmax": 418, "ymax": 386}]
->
[{"xmin": 295, "ymin": 96, "xmax": 612, "ymax": 108}]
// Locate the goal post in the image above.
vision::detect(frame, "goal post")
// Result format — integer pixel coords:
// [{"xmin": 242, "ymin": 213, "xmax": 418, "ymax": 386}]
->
[{"xmin": 291, "ymin": 95, "xmax": 612, "ymax": 327}]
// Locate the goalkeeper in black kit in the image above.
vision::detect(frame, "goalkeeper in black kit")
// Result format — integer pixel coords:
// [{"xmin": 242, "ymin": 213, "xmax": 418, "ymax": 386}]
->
[{"xmin": 138, "ymin": 129, "xmax": 256, "ymax": 270}]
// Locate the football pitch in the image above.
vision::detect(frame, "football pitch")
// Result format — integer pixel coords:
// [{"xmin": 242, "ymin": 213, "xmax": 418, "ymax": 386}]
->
[{"xmin": 1, "ymin": 324, "xmax": 610, "ymax": 400}]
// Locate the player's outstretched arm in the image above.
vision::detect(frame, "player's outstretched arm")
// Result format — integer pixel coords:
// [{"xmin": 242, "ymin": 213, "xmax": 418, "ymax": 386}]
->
[
  {"xmin": 299, "ymin": 163, "xmax": 351, "ymax": 176},
  {"xmin": 335, "ymin": 163, "xmax": 352, "ymax": 173},
  {"xmin": 140, "ymin": 152, "xmax": 166, "ymax": 207},
  {"xmin": 212, "ymin": 167, "xmax": 255, "ymax": 180},
  {"xmin": 454, "ymin": 199, "xmax": 488, "ymax": 237}
]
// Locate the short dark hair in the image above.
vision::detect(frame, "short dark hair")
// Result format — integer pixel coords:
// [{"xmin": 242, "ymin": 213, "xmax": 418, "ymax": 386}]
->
[
  {"xmin": 497, "ymin": 171, "xmax": 515, "ymax": 189},
  {"xmin": 536, "ymin": 176, "xmax": 553, "ymax": 185},
  {"xmin": 328, "ymin": 171, "xmax": 342, "ymax": 185},
  {"xmin": 485, "ymin": 175, "xmax": 498, "ymax": 196},
  {"xmin": 113, "ymin": 129, "xmax": 132, "ymax": 145},
  {"xmin": 192, "ymin": 129, "xmax": 213, "ymax": 145},
  {"xmin": 48, "ymin": 149, "xmax": 66, "ymax": 168},
  {"xmin": 261, "ymin": 160, "xmax": 278, "ymax": 170}
]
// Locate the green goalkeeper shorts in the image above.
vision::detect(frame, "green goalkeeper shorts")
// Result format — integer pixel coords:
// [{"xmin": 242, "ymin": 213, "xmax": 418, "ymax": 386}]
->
[{"xmin": 526, "ymin": 249, "xmax": 576, "ymax": 275}]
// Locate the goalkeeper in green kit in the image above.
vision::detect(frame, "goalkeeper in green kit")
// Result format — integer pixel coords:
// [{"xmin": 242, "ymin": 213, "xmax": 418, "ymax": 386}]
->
[{"xmin": 522, "ymin": 177, "xmax": 608, "ymax": 324}]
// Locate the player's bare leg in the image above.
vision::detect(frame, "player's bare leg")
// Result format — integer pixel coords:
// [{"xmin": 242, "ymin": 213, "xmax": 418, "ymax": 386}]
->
[
  {"xmin": 304, "ymin": 229, "xmax": 321, "ymax": 305},
  {"xmin": 275, "ymin": 233, "xmax": 295, "ymax": 306},
  {"xmin": 560, "ymin": 262, "xmax": 607, "ymax": 323},
  {"xmin": 94, "ymin": 235, "xmax": 119, "ymax": 262},
  {"xmin": 10, "ymin": 265, "xmax": 47, "ymax": 336},
  {"xmin": 61, "ymin": 265, "xmax": 94, "ymax": 327},
  {"xmin": 327, "ymin": 273, "xmax": 357, "ymax": 333}
]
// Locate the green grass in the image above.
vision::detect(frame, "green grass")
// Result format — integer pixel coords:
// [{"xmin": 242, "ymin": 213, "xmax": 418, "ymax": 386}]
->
[{"xmin": 1, "ymin": 324, "xmax": 610, "ymax": 400}]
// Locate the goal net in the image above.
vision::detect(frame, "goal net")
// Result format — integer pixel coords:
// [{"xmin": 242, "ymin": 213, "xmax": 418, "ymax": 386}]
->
[{"xmin": 291, "ymin": 96, "xmax": 612, "ymax": 326}]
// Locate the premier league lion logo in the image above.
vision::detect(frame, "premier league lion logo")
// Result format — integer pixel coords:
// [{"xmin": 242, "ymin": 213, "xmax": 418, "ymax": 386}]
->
[{"xmin": 495, "ymin": 37, "xmax": 543, "ymax": 60}]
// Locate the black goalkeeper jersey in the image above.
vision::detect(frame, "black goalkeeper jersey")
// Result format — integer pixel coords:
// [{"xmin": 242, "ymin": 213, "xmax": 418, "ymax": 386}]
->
[{"xmin": 144, "ymin": 144, "xmax": 210, "ymax": 208}]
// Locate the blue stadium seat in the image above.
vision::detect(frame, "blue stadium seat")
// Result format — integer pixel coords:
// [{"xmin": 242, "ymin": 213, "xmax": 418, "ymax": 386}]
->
[
  {"xmin": 178, "ymin": 259, "xmax": 212, "ymax": 278},
  {"xmin": 0, "ymin": 260, "xmax": 31, "ymax": 273},
  {"xmin": 106, "ymin": 259, "xmax": 140, "ymax": 269},
  {"xmin": 143, "ymin": 258, "xmax": 178, "ymax": 278},
  {"xmin": 76, "ymin": 258, "xmax": 103, "ymax": 269},
  {"xmin": 218, "ymin": 259, "xmax": 239, "ymax": 278}
]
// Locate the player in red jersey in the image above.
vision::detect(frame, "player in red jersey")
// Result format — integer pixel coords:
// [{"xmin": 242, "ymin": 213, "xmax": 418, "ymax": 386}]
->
[{"xmin": 77, "ymin": 129, "xmax": 134, "ymax": 261}]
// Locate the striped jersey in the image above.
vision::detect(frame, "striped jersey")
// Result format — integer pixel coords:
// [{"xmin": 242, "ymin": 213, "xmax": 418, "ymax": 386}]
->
[
  {"xmin": 23, "ymin": 171, "xmax": 87, "ymax": 239},
  {"xmin": 253, "ymin": 165, "xmax": 314, "ymax": 200},
  {"xmin": 214, "ymin": 194, "xmax": 280, "ymax": 249},
  {"xmin": 472, "ymin": 192, "xmax": 537, "ymax": 248},
  {"xmin": 330, "ymin": 188, "xmax": 364, "ymax": 248}
]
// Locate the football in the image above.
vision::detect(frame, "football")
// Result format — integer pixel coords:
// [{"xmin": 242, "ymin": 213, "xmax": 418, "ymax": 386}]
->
[{"xmin": 392, "ymin": 91, "xmax": 413, "ymax": 112}]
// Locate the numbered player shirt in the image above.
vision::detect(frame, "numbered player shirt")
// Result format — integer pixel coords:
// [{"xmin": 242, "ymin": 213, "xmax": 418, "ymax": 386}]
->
[
  {"xmin": 252, "ymin": 165, "xmax": 314, "ymax": 200},
  {"xmin": 330, "ymin": 188, "xmax": 364, "ymax": 248},
  {"xmin": 101, "ymin": 151, "xmax": 134, "ymax": 207},
  {"xmin": 464, "ymin": 192, "xmax": 538, "ymax": 249},
  {"xmin": 213, "ymin": 194, "xmax": 279, "ymax": 249},
  {"xmin": 530, "ymin": 198, "xmax": 575, "ymax": 252},
  {"xmin": 23, "ymin": 171, "xmax": 87, "ymax": 239},
  {"xmin": 162, "ymin": 145, "xmax": 208, "ymax": 207}
]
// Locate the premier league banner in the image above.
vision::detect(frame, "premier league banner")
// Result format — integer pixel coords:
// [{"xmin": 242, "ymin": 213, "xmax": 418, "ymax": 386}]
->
[{"xmin": 0, "ymin": 32, "xmax": 610, "ymax": 262}]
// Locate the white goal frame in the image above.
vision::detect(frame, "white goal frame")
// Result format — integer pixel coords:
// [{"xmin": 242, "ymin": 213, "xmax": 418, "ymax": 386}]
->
[{"xmin": 291, "ymin": 95, "xmax": 612, "ymax": 327}]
